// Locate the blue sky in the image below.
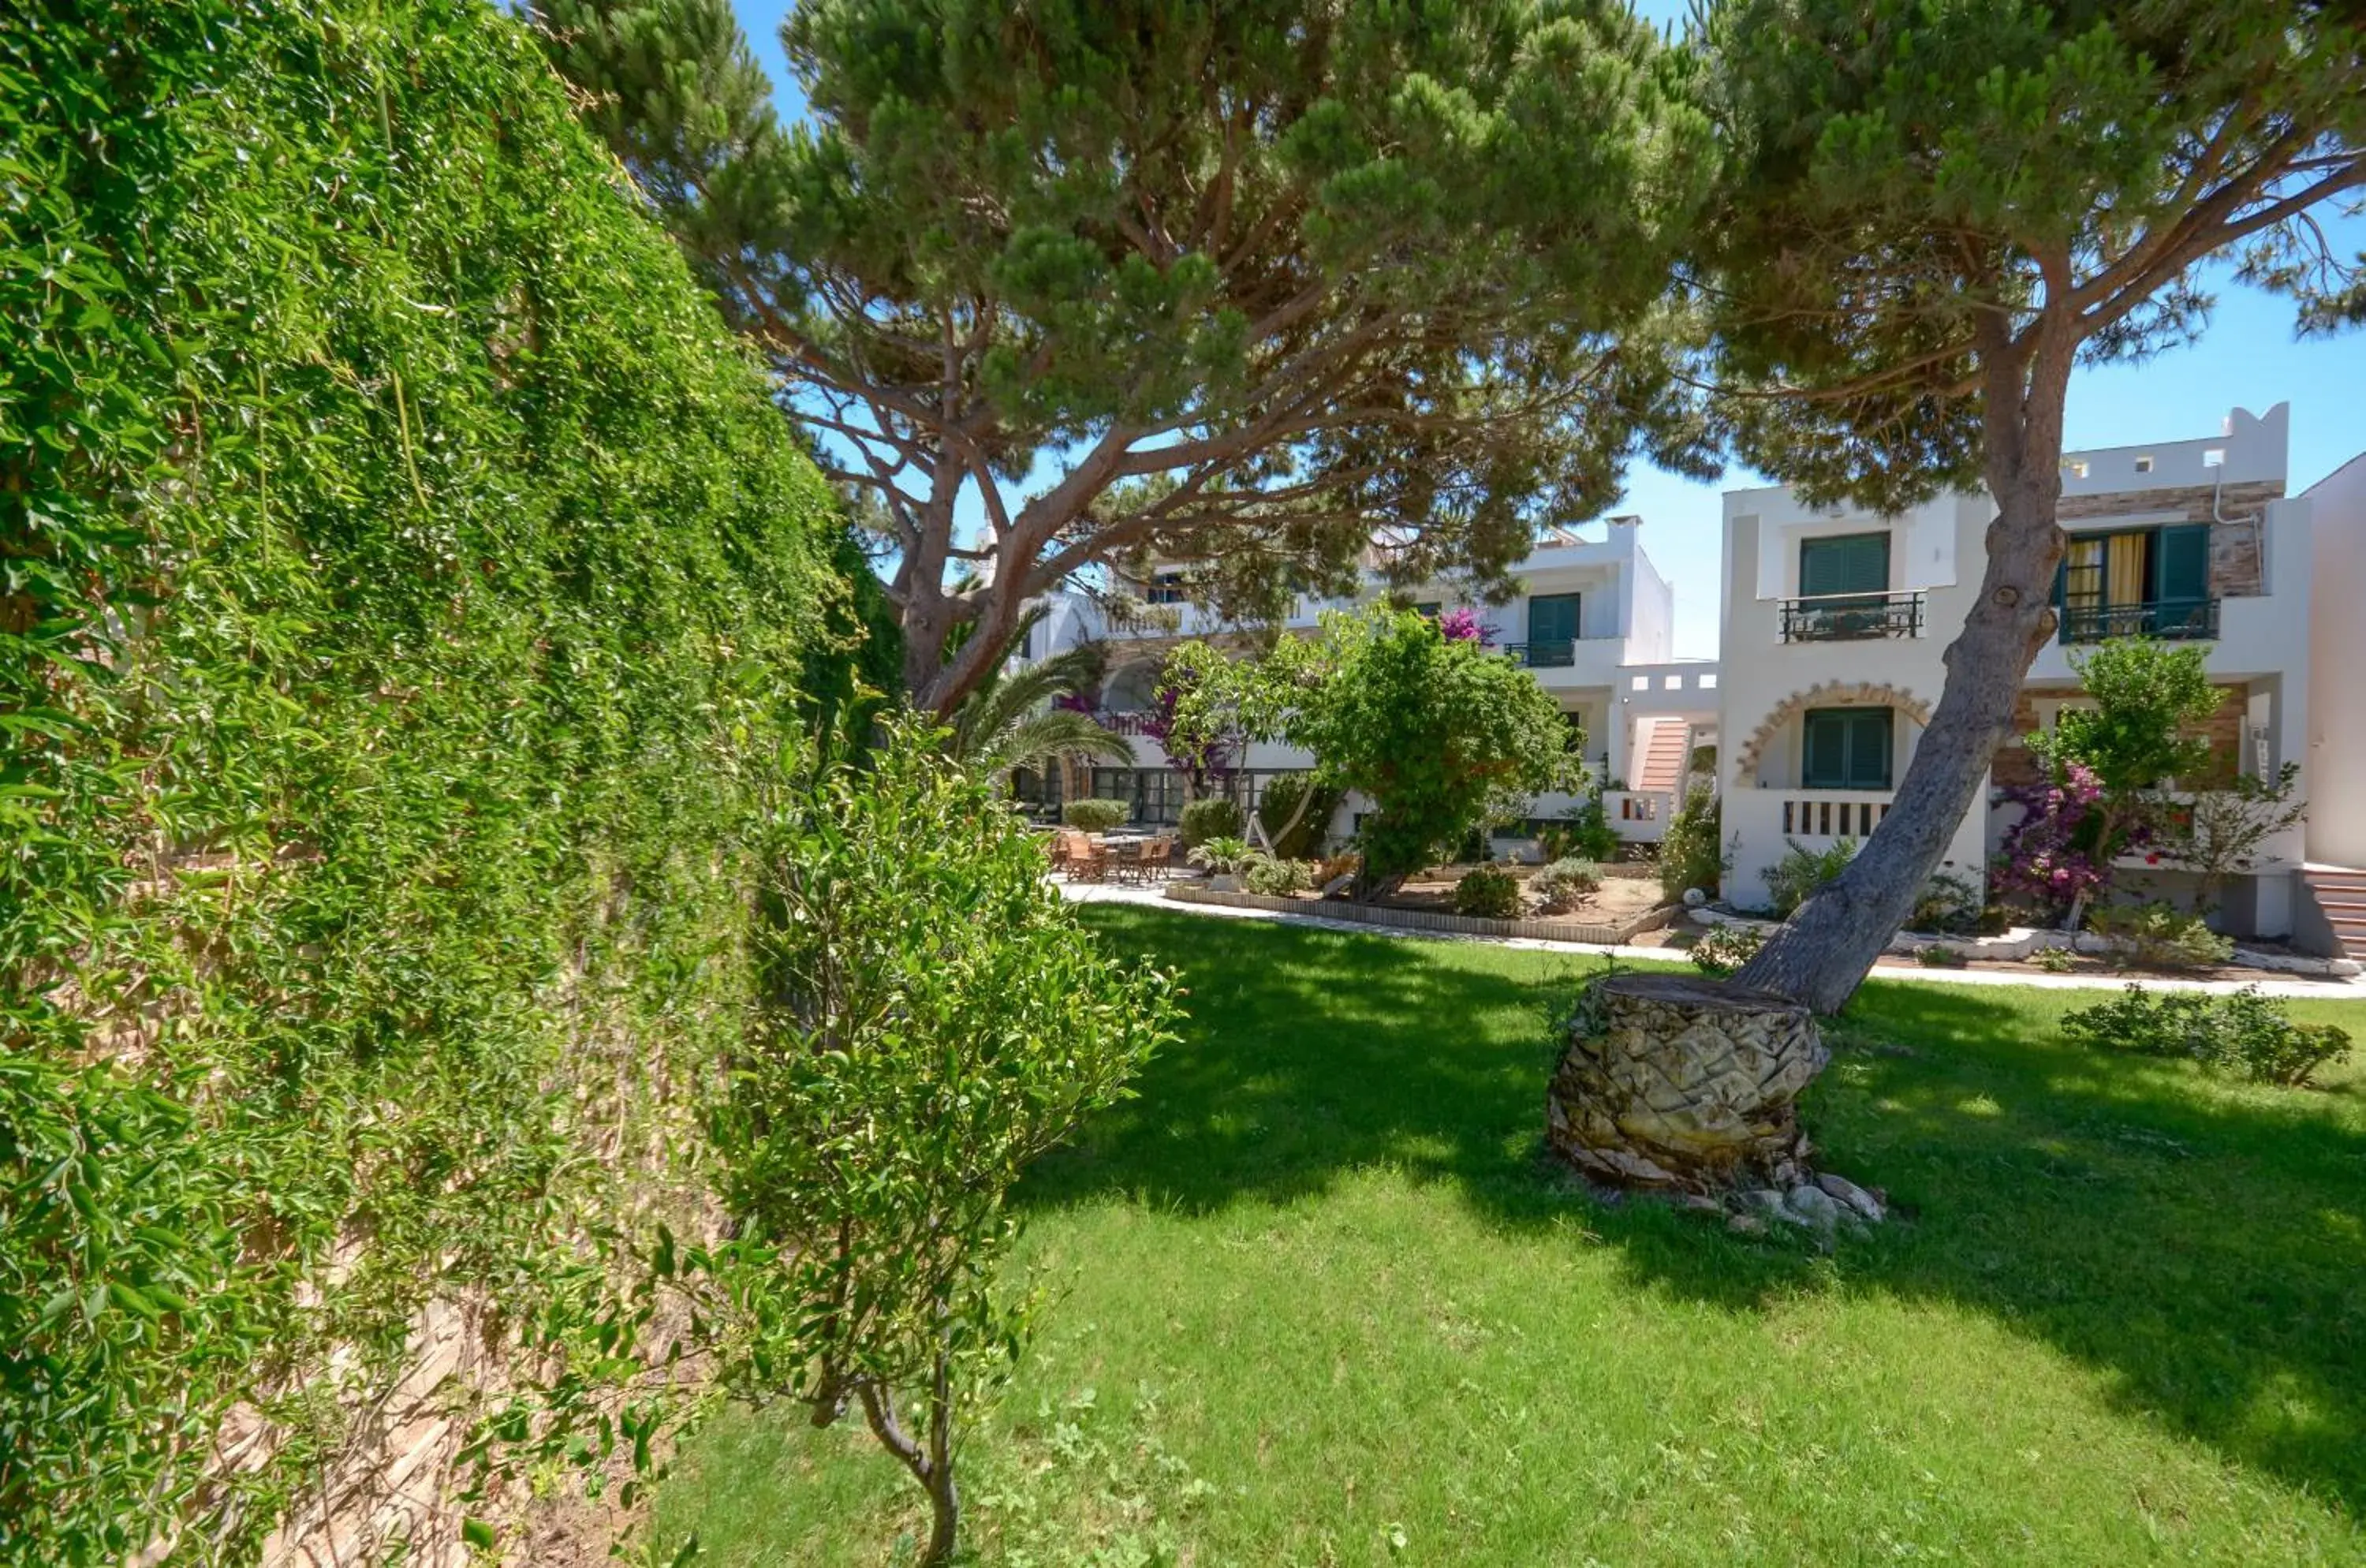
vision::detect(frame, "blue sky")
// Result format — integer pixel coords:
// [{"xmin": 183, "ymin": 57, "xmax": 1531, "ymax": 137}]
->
[{"xmin": 733, "ymin": 1, "xmax": 2365, "ymax": 660}]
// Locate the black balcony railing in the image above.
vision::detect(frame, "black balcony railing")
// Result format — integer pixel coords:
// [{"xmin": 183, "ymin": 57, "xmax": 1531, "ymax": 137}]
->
[
  {"xmin": 1504, "ymin": 640, "xmax": 1577, "ymax": 668},
  {"xmin": 2057, "ymin": 597, "xmax": 2219, "ymax": 644},
  {"xmin": 1778, "ymin": 591, "xmax": 1926, "ymax": 643}
]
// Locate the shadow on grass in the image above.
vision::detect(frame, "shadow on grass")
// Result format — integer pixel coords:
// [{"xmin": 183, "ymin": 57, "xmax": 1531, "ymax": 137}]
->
[{"xmin": 1047, "ymin": 904, "xmax": 2366, "ymax": 1518}]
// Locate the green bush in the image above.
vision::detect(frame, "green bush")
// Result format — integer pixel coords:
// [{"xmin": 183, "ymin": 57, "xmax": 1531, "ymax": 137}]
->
[
  {"xmin": 1690, "ymin": 923, "xmax": 1766, "ymax": 976},
  {"xmin": 2032, "ymin": 944, "xmax": 2077, "ymax": 973},
  {"xmin": 1452, "ymin": 864, "xmax": 1524, "ymax": 918},
  {"xmin": 1530, "ymin": 857, "xmax": 1603, "ymax": 913},
  {"xmin": 1187, "ymin": 835, "xmax": 1256, "ymax": 875},
  {"xmin": 1914, "ymin": 943, "xmax": 1968, "ymax": 968},
  {"xmin": 726, "ymin": 719, "xmax": 1181, "ymax": 1557},
  {"xmin": 1254, "ymin": 774, "xmax": 1342, "ymax": 860},
  {"xmin": 1178, "ymin": 795, "xmax": 1246, "ymax": 847},
  {"xmin": 1659, "ymin": 786, "xmax": 1724, "ymax": 902},
  {"xmin": 1549, "ymin": 771, "xmax": 1623, "ymax": 863},
  {"xmin": 0, "ymin": 1, "xmax": 845, "ymax": 1556},
  {"xmin": 1909, "ymin": 871, "xmax": 1987, "ymax": 934},
  {"xmin": 1763, "ymin": 837, "xmax": 1857, "ymax": 917},
  {"xmin": 2086, "ymin": 901, "xmax": 2234, "ymax": 971},
  {"xmin": 1244, "ymin": 856, "xmax": 1319, "ymax": 896},
  {"xmin": 1062, "ymin": 798, "xmax": 1134, "ymax": 832},
  {"xmin": 2062, "ymin": 985, "xmax": 2352, "ymax": 1086}
]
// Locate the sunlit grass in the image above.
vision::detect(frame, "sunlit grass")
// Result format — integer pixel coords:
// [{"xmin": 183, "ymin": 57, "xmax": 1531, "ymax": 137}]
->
[{"xmin": 657, "ymin": 908, "xmax": 2366, "ymax": 1566}]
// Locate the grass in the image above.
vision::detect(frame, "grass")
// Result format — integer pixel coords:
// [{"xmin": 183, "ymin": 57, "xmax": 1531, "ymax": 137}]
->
[{"xmin": 655, "ymin": 906, "xmax": 2366, "ymax": 1566}]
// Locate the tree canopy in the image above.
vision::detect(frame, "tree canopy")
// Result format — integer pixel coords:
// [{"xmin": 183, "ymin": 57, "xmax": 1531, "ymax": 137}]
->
[{"xmin": 537, "ymin": 0, "xmax": 1715, "ymax": 712}]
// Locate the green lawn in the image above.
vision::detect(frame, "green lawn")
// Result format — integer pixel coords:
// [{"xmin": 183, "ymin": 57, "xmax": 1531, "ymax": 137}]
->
[{"xmin": 655, "ymin": 906, "xmax": 2366, "ymax": 1566}]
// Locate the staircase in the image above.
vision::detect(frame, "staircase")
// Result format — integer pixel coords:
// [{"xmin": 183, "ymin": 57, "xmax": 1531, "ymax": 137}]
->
[
  {"xmin": 1632, "ymin": 719, "xmax": 1691, "ymax": 794},
  {"xmin": 2302, "ymin": 866, "xmax": 2366, "ymax": 960}
]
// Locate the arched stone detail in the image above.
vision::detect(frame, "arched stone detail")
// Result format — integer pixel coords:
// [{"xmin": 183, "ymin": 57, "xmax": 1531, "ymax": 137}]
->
[{"xmin": 1732, "ymin": 681, "xmax": 1934, "ymax": 784}]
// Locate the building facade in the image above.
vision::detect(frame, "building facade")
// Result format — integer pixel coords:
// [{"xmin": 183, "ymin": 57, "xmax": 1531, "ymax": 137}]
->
[{"xmin": 1016, "ymin": 401, "xmax": 2362, "ymax": 955}]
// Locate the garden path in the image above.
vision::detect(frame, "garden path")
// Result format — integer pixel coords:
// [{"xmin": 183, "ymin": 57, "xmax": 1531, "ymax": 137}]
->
[{"xmin": 1055, "ymin": 881, "xmax": 2366, "ymax": 999}]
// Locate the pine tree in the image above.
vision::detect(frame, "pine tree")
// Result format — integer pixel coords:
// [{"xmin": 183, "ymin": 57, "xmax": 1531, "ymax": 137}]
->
[
  {"xmin": 1692, "ymin": 0, "xmax": 2364, "ymax": 1011},
  {"xmin": 535, "ymin": 0, "xmax": 1716, "ymax": 714}
]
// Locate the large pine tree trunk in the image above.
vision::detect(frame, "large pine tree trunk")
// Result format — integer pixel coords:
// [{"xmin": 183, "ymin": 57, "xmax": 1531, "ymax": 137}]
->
[
  {"xmin": 1547, "ymin": 973, "xmax": 1825, "ymax": 1191},
  {"xmin": 1734, "ymin": 314, "xmax": 2077, "ymax": 1014}
]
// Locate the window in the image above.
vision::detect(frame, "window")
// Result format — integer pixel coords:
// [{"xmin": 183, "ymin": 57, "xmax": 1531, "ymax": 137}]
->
[
  {"xmin": 1526, "ymin": 592, "xmax": 1580, "ymax": 645},
  {"xmin": 1146, "ymin": 571, "xmax": 1188, "ymax": 606},
  {"xmin": 2133, "ymin": 455, "xmax": 2154, "ymax": 473},
  {"xmin": 1801, "ymin": 707, "xmax": 1893, "ymax": 791},
  {"xmin": 1413, "ymin": 601, "xmax": 1441, "ymax": 619},
  {"xmin": 1798, "ymin": 532, "xmax": 1890, "ymax": 602},
  {"xmin": 2054, "ymin": 523, "xmax": 2212, "ymax": 640}
]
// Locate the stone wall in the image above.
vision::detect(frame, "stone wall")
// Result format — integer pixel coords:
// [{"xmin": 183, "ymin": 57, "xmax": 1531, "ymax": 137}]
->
[
  {"xmin": 1991, "ymin": 682, "xmax": 2249, "ymax": 793},
  {"xmin": 1730, "ymin": 679, "xmax": 1933, "ymax": 786},
  {"xmin": 2057, "ymin": 478, "xmax": 2279, "ymax": 599}
]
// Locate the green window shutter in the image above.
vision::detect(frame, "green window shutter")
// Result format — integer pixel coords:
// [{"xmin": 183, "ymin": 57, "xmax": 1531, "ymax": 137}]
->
[
  {"xmin": 1802, "ymin": 711, "xmax": 1839, "ymax": 788},
  {"xmin": 1846, "ymin": 710, "xmax": 1893, "ymax": 790},
  {"xmin": 1526, "ymin": 592, "xmax": 1579, "ymax": 644},
  {"xmin": 2154, "ymin": 524, "xmax": 2210, "ymax": 603},
  {"xmin": 1803, "ymin": 708, "xmax": 1894, "ymax": 790},
  {"xmin": 1800, "ymin": 532, "xmax": 1890, "ymax": 598}
]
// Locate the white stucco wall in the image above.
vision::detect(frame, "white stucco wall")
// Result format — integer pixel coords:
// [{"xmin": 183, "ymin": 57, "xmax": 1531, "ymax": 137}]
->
[{"xmin": 2305, "ymin": 452, "xmax": 2366, "ymax": 868}]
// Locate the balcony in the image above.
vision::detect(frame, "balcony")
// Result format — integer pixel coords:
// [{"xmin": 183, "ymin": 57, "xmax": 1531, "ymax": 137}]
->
[
  {"xmin": 1505, "ymin": 640, "xmax": 1577, "ymax": 668},
  {"xmin": 1778, "ymin": 592, "xmax": 1926, "ymax": 644},
  {"xmin": 2057, "ymin": 597, "xmax": 2219, "ymax": 644}
]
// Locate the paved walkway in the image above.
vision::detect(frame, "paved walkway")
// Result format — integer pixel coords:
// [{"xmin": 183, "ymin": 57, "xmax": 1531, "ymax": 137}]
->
[{"xmin": 1058, "ymin": 881, "xmax": 2366, "ymax": 1000}]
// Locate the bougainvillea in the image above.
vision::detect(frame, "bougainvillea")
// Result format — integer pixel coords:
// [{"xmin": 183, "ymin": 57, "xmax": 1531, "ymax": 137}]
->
[
  {"xmin": 1435, "ymin": 607, "xmax": 1499, "ymax": 646},
  {"xmin": 1991, "ymin": 762, "xmax": 2133, "ymax": 919}
]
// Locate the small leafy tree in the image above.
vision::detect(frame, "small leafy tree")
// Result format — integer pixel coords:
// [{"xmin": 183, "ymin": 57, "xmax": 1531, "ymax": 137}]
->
[
  {"xmin": 2161, "ymin": 762, "xmax": 2306, "ymax": 916},
  {"xmin": 1292, "ymin": 608, "xmax": 1577, "ymax": 895},
  {"xmin": 2026, "ymin": 640, "xmax": 2222, "ymax": 927},
  {"xmin": 721, "ymin": 720, "xmax": 1181, "ymax": 1563}
]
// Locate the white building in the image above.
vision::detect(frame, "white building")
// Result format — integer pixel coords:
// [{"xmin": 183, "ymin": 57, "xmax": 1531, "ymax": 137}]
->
[
  {"xmin": 1015, "ymin": 401, "xmax": 2364, "ymax": 957},
  {"xmin": 1021, "ymin": 517, "xmax": 1716, "ymax": 845},
  {"xmin": 1719, "ymin": 403, "xmax": 2356, "ymax": 953}
]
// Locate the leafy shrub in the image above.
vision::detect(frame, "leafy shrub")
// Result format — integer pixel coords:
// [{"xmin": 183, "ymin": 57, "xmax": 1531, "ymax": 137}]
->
[
  {"xmin": 1914, "ymin": 943, "xmax": 1967, "ymax": 968},
  {"xmin": 1763, "ymin": 838, "xmax": 1857, "ymax": 917},
  {"xmin": 1452, "ymin": 864, "xmax": 1524, "ymax": 918},
  {"xmin": 1551, "ymin": 771, "xmax": 1622, "ymax": 863},
  {"xmin": 2062, "ymin": 985, "xmax": 2353, "ymax": 1086},
  {"xmin": 2087, "ymin": 900, "xmax": 2234, "ymax": 970},
  {"xmin": 2032, "ymin": 944, "xmax": 2077, "ymax": 973},
  {"xmin": 728, "ymin": 720, "xmax": 1181, "ymax": 1554},
  {"xmin": 1062, "ymin": 797, "xmax": 1134, "ymax": 832},
  {"xmin": 1253, "ymin": 774, "xmax": 1342, "ymax": 860},
  {"xmin": 1909, "ymin": 871, "xmax": 1986, "ymax": 934},
  {"xmin": 1244, "ymin": 856, "xmax": 1319, "ymax": 896},
  {"xmin": 1178, "ymin": 795, "xmax": 1246, "ymax": 847},
  {"xmin": 1187, "ymin": 835, "xmax": 1256, "ymax": 875},
  {"xmin": 1659, "ymin": 786, "xmax": 1725, "ymax": 902},
  {"xmin": 0, "ymin": 3, "xmax": 849, "ymax": 1559},
  {"xmin": 1531, "ymin": 857, "xmax": 1603, "ymax": 913},
  {"xmin": 1690, "ymin": 923, "xmax": 1767, "ymax": 976}
]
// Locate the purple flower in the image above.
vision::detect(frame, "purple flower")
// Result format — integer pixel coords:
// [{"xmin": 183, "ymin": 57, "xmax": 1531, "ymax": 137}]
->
[{"xmin": 1435, "ymin": 607, "xmax": 1498, "ymax": 647}]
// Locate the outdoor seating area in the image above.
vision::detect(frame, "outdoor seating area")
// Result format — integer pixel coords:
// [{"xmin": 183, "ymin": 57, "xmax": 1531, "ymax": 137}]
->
[{"xmin": 1051, "ymin": 829, "xmax": 1180, "ymax": 885}]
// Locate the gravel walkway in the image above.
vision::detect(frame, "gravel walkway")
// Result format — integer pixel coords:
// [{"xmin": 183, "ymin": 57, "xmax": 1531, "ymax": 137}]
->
[{"xmin": 1058, "ymin": 880, "xmax": 2366, "ymax": 1000}]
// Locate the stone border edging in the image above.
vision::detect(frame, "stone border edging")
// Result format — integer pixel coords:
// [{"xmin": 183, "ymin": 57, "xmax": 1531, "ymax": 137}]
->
[
  {"xmin": 1687, "ymin": 907, "xmax": 2361, "ymax": 977},
  {"xmin": 1166, "ymin": 884, "xmax": 1677, "ymax": 946}
]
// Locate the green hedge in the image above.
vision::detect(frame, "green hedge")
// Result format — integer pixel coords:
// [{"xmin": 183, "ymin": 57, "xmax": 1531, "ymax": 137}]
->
[{"xmin": 1, "ymin": 1, "xmax": 845, "ymax": 1559}]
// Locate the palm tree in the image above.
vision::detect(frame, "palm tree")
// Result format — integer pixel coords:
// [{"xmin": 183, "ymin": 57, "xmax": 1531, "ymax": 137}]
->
[{"xmin": 946, "ymin": 611, "xmax": 1135, "ymax": 779}]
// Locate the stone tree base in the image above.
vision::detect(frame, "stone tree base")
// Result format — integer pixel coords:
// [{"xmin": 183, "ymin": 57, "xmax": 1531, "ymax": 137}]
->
[{"xmin": 1547, "ymin": 972, "xmax": 1827, "ymax": 1194}]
